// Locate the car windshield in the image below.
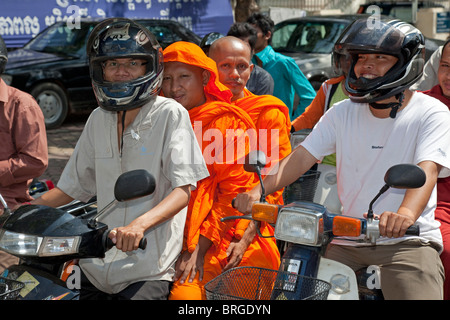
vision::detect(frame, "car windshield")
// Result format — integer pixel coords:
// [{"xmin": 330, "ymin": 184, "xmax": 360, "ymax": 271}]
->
[
  {"xmin": 272, "ymin": 20, "xmax": 349, "ymax": 54},
  {"xmin": 25, "ymin": 22, "xmax": 94, "ymax": 57}
]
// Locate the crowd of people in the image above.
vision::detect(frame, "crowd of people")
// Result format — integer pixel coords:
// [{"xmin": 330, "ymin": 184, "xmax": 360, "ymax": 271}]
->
[{"xmin": 0, "ymin": 12, "xmax": 450, "ymax": 300}]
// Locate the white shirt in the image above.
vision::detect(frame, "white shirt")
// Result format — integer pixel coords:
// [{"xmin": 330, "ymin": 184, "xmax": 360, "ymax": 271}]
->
[
  {"xmin": 57, "ymin": 96, "xmax": 209, "ymax": 294},
  {"xmin": 302, "ymin": 92, "xmax": 450, "ymax": 249}
]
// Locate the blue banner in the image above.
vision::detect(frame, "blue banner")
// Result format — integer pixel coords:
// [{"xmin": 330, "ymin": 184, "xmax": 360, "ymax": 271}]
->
[{"xmin": 0, "ymin": 0, "xmax": 234, "ymax": 48}]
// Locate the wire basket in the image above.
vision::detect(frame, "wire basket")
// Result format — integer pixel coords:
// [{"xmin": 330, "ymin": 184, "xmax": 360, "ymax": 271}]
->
[
  {"xmin": 283, "ymin": 170, "xmax": 321, "ymax": 204},
  {"xmin": 0, "ymin": 277, "xmax": 25, "ymax": 300},
  {"xmin": 205, "ymin": 267, "xmax": 330, "ymax": 300}
]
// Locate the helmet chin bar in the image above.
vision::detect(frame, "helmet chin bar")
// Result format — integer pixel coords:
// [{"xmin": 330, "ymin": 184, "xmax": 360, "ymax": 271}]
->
[{"xmin": 369, "ymin": 92, "xmax": 405, "ymax": 119}]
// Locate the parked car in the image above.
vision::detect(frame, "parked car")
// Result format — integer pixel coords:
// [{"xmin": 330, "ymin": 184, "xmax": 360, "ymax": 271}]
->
[
  {"xmin": 272, "ymin": 14, "xmax": 444, "ymax": 90},
  {"xmin": 1, "ymin": 19, "xmax": 201, "ymax": 129},
  {"xmin": 357, "ymin": 1, "xmax": 445, "ymax": 23}
]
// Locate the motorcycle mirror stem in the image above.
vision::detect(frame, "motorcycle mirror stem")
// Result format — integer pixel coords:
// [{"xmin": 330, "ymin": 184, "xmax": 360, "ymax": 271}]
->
[
  {"xmin": 366, "ymin": 164, "xmax": 426, "ymax": 220},
  {"xmin": 243, "ymin": 151, "xmax": 268, "ymax": 203},
  {"xmin": 88, "ymin": 169, "xmax": 156, "ymax": 229},
  {"xmin": 0, "ymin": 194, "xmax": 11, "ymax": 216}
]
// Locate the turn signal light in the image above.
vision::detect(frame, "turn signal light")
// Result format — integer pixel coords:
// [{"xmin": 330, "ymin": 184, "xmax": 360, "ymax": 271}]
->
[
  {"xmin": 332, "ymin": 216, "xmax": 361, "ymax": 237},
  {"xmin": 252, "ymin": 202, "xmax": 279, "ymax": 224}
]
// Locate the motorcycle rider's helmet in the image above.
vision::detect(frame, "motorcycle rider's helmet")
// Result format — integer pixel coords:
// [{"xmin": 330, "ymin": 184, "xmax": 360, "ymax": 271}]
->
[
  {"xmin": 87, "ymin": 18, "xmax": 164, "ymax": 112},
  {"xmin": 0, "ymin": 35, "xmax": 8, "ymax": 74},
  {"xmin": 200, "ymin": 32, "xmax": 224, "ymax": 55},
  {"xmin": 331, "ymin": 44, "xmax": 352, "ymax": 77},
  {"xmin": 333, "ymin": 17, "xmax": 425, "ymax": 103}
]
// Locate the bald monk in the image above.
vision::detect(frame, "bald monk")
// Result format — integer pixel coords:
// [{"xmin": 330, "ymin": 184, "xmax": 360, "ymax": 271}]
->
[
  {"xmin": 161, "ymin": 41, "xmax": 261, "ymax": 300},
  {"xmin": 209, "ymin": 36, "xmax": 290, "ymax": 271}
]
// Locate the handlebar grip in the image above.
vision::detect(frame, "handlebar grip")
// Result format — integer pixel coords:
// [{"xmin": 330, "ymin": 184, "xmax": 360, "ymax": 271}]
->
[
  {"xmin": 405, "ymin": 224, "xmax": 420, "ymax": 236},
  {"xmin": 105, "ymin": 230, "xmax": 147, "ymax": 250}
]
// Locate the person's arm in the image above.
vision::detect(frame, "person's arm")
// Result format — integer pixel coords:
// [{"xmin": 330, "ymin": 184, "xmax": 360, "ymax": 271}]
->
[
  {"xmin": 378, "ymin": 160, "xmax": 440, "ymax": 238},
  {"xmin": 222, "ymin": 220, "xmax": 257, "ymax": 271},
  {"xmin": 291, "ymin": 82, "xmax": 327, "ymax": 131},
  {"xmin": 110, "ymin": 184, "xmax": 192, "ymax": 252},
  {"xmin": 0, "ymin": 99, "xmax": 48, "ymax": 187},
  {"xmin": 286, "ymin": 59, "xmax": 316, "ymax": 119},
  {"xmin": 30, "ymin": 187, "xmax": 75, "ymax": 208},
  {"xmin": 378, "ymin": 160, "xmax": 441, "ymax": 238},
  {"xmin": 234, "ymin": 145, "xmax": 319, "ymax": 214}
]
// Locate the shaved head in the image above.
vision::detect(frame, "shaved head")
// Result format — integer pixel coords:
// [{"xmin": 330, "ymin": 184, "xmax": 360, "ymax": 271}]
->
[
  {"xmin": 209, "ymin": 36, "xmax": 253, "ymax": 62},
  {"xmin": 209, "ymin": 36, "xmax": 254, "ymax": 100}
]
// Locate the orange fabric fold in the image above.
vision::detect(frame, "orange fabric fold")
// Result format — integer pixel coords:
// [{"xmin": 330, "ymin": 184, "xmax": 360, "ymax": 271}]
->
[
  {"xmin": 186, "ymin": 101, "xmax": 257, "ymax": 252},
  {"xmin": 234, "ymin": 88, "xmax": 292, "ymax": 205}
]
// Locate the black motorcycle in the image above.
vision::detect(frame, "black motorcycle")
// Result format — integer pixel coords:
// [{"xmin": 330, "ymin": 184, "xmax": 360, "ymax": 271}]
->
[{"xmin": 0, "ymin": 169, "xmax": 154, "ymax": 300}]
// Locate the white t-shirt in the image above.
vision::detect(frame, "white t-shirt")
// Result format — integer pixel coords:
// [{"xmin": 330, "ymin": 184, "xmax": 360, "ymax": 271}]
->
[
  {"xmin": 302, "ymin": 92, "xmax": 450, "ymax": 249},
  {"xmin": 57, "ymin": 96, "xmax": 209, "ymax": 294}
]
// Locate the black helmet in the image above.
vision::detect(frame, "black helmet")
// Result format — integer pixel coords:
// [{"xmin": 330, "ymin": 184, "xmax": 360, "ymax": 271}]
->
[
  {"xmin": 0, "ymin": 35, "xmax": 7, "ymax": 74},
  {"xmin": 200, "ymin": 32, "xmax": 224, "ymax": 54},
  {"xmin": 334, "ymin": 17, "xmax": 425, "ymax": 103},
  {"xmin": 86, "ymin": 18, "xmax": 164, "ymax": 112}
]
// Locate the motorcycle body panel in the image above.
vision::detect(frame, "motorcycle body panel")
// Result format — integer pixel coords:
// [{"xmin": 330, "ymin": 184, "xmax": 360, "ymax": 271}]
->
[{"xmin": 3, "ymin": 265, "xmax": 78, "ymax": 300}]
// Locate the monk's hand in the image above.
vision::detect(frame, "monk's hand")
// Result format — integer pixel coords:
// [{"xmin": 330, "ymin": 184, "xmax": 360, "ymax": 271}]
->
[
  {"xmin": 174, "ymin": 247, "xmax": 205, "ymax": 284},
  {"xmin": 223, "ymin": 239, "xmax": 247, "ymax": 272}
]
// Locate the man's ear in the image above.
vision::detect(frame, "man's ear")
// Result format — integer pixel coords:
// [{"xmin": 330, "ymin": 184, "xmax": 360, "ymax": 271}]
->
[
  {"xmin": 202, "ymin": 69, "xmax": 211, "ymax": 86},
  {"xmin": 264, "ymin": 30, "xmax": 272, "ymax": 42}
]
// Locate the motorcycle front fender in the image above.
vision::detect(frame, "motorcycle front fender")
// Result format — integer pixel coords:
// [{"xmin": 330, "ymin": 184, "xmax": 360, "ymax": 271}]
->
[{"xmin": 317, "ymin": 257, "xmax": 359, "ymax": 300}]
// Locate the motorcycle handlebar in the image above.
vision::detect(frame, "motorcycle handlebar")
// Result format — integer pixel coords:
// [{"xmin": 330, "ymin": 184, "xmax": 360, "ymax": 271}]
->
[
  {"xmin": 104, "ymin": 230, "xmax": 147, "ymax": 251},
  {"xmin": 405, "ymin": 224, "xmax": 420, "ymax": 236}
]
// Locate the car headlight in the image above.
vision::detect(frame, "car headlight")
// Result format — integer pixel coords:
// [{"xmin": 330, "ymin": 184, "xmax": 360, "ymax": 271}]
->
[
  {"xmin": 275, "ymin": 205, "xmax": 324, "ymax": 246},
  {"xmin": 0, "ymin": 230, "xmax": 80, "ymax": 257}
]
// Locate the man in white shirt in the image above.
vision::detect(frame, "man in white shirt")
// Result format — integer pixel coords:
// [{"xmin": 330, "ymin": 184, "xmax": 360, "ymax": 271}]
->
[
  {"xmin": 32, "ymin": 18, "xmax": 209, "ymax": 299},
  {"xmin": 234, "ymin": 18, "xmax": 450, "ymax": 299}
]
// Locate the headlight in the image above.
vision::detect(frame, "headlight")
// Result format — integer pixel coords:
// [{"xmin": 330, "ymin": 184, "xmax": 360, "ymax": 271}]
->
[
  {"xmin": 39, "ymin": 236, "xmax": 81, "ymax": 256},
  {"xmin": 0, "ymin": 230, "xmax": 42, "ymax": 255},
  {"xmin": 275, "ymin": 205, "xmax": 324, "ymax": 246},
  {"xmin": 0, "ymin": 230, "xmax": 80, "ymax": 257}
]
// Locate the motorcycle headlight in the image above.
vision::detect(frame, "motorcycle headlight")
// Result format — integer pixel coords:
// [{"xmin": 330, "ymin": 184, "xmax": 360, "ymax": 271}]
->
[
  {"xmin": 275, "ymin": 206, "xmax": 324, "ymax": 246},
  {"xmin": 0, "ymin": 230, "xmax": 80, "ymax": 257},
  {"xmin": 39, "ymin": 236, "xmax": 81, "ymax": 256},
  {"xmin": 0, "ymin": 230, "xmax": 42, "ymax": 255}
]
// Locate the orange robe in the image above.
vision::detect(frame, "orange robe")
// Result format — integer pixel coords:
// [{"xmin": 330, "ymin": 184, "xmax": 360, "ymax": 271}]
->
[
  {"xmin": 164, "ymin": 42, "xmax": 261, "ymax": 300},
  {"xmin": 217, "ymin": 88, "xmax": 292, "ymax": 275},
  {"xmin": 235, "ymin": 88, "xmax": 292, "ymax": 190}
]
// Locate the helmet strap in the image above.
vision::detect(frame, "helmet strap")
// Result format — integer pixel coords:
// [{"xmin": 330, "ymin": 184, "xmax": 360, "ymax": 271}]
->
[
  {"xmin": 369, "ymin": 92, "xmax": 405, "ymax": 119},
  {"xmin": 120, "ymin": 110, "xmax": 127, "ymax": 157}
]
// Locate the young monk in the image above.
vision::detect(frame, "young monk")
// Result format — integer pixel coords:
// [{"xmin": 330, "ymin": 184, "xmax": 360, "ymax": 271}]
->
[{"xmin": 161, "ymin": 41, "xmax": 278, "ymax": 300}]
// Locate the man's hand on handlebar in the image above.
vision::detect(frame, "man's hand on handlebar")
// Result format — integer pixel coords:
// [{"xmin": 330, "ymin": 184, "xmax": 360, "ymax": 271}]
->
[
  {"xmin": 234, "ymin": 190, "xmax": 261, "ymax": 214},
  {"xmin": 365, "ymin": 211, "xmax": 416, "ymax": 238},
  {"xmin": 109, "ymin": 224, "xmax": 145, "ymax": 252}
]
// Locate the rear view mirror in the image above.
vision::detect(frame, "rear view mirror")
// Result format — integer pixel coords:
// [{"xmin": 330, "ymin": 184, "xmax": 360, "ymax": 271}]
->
[
  {"xmin": 367, "ymin": 163, "xmax": 426, "ymax": 220},
  {"xmin": 244, "ymin": 150, "xmax": 267, "ymax": 173},
  {"xmin": 384, "ymin": 164, "xmax": 426, "ymax": 189},
  {"xmin": 114, "ymin": 169, "xmax": 156, "ymax": 202}
]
